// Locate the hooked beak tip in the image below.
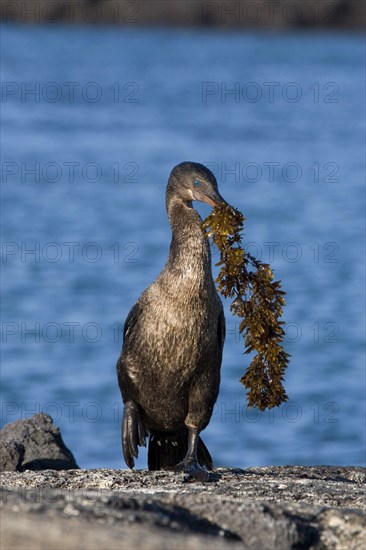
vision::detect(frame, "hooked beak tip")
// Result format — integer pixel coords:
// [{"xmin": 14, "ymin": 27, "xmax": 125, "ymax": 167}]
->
[
  {"xmin": 195, "ymin": 191, "xmax": 227, "ymax": 208},
  {"xmin": 202, "ymin": 196, "xmax": 219, "ymax": 207}
]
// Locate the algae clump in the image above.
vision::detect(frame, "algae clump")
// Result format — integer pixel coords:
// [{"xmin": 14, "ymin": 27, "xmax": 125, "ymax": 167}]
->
[{"xmin": 203, "ymin": 204, "xmax": 290, "ymax": 411}]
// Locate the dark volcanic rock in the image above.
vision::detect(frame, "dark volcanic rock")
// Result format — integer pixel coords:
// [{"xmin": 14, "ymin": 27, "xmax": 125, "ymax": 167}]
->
[
  {"xmin": 0, "ymin": 440, "xmax": 25, "ymax": 471},
  {"xmin": 1, "ymin": 466, "xmax": 365, "ymax": 549},
  {"xmin": 0, "ymin": 416, "xmax": 364, "ymax": 548},
  {"xmin": 0, "ymin": 413, "xmax": 78, "ymax": 472},
  {"xmin": 0, "ymin": 0, "xmax": 365, "ymax": 29}
]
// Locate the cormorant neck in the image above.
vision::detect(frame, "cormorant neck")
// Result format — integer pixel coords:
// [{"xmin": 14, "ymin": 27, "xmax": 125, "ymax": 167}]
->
[
  {"xmin": 166, "ymin": 196, "xmax": 201, "ymax": 239},
  {"xmin": 165, "ymin": 196, "xmax": 211, "ymax": 274}
]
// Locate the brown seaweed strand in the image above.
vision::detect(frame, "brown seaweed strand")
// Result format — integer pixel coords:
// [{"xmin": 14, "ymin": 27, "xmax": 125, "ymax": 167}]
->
[{"xmin": 202, "ymin": 204, "xmax": 290, "ymax": 411}]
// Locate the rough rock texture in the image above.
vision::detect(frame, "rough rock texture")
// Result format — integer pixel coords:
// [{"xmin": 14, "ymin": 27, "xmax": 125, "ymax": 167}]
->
[
  {"xmin": 1, "ymin": 466, "xmax": 365, "ymax": 549},
  {"xmin": 0, "ymin": 413, "xmax": 79, "ymax": 472},
  {"xmin": 1, "ymin": 0, "xmax": 365, "ymax": 29}
]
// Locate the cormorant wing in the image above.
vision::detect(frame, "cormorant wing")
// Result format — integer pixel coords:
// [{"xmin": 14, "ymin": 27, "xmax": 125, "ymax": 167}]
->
[
  {"xmin": 116, "ymin": 302, "xmax": 143, "ymax": 402},
  {"xmin": 123, "ymin": 302, "xmax": 142, "ymax": 343}
]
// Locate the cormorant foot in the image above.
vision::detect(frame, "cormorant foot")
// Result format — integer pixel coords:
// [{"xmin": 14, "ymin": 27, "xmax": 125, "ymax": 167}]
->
[
  {"xmin": 168, "ymin": 459, "xmax": 209, "ymax": 482},
  {"xmin": 184, "ymin": 460, "xmax": 209, "ymax": 483}
]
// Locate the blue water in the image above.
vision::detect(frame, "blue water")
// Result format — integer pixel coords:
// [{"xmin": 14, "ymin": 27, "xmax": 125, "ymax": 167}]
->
[{"xmin": 1, "ymin": 25, "xmax": 365, "ymax": 469}]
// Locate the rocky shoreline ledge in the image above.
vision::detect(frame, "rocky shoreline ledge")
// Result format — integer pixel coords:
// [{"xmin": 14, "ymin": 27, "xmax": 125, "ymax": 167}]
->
[
  {"xmin": 1, "ymin": 466, "xmax": 365, "ymax": 549},
  {"xmin": 1, "ymin": 0, "xmax": 365, "ymax": 29},
  {"xmin": 1, "ymin": 414, "xmax": 365, "ymax": 549}
]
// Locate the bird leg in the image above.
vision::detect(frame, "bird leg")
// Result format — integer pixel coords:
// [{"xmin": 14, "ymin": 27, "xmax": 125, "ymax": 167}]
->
[
  {"xmin": 122, "ymin": 401, "xmax": 147, "ymax": 469},
  {"xmin": 171, "ymin": 427, "xmax": 209, "ymax": 482}
]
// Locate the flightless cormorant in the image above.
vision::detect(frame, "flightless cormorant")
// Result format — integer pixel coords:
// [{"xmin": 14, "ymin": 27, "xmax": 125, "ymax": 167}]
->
[{"xmin": 117, "ymin": 162, "xmax": 227, "ymax": 481}]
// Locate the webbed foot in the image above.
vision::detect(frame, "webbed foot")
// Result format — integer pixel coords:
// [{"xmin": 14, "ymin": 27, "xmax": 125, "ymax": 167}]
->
[
  {"xmin": 165, "ymin": 427, "xmax": 211, "ymax": 482},
  {"xmin": 122, "ymin": 401, "xmax": 147, "ymax": 469},
  {"xmin": 168, "ymin": 458, "xmax": 209, "ymax": 482}
]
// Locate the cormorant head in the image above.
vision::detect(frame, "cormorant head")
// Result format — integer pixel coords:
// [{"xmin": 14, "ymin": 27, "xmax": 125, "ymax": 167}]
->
[{"xmin": 167, "ymin": 162, "xmax": 227, "ymax": 208}]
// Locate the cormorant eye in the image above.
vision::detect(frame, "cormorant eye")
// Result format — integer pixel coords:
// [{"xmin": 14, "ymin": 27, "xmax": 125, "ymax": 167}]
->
[{"xmin": 193, "ymin": 180, "xmax": 200, "ymax": 187}]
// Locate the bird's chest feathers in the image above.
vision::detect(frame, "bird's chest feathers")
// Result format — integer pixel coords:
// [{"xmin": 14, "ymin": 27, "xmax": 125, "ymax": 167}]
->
[
  {"xmin": 132, "ymin": 230, "xmax": 218, "ymax": 372},
  {"xmin": 168, "ymin": 236, "xmax": 212, "ymax": 289},
  {"xmin": 143, "ymin": 263, "xmax": 216, "ymax": 347},
  {"xmin": 160, "ymin": 261, "xmax": 213, "ymax": 309}
]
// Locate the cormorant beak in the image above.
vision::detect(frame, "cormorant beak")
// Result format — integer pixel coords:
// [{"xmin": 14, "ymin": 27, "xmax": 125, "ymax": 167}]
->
[{"xmin": 193, "ymin": 189, "xmax": 228, "ymax": 208}]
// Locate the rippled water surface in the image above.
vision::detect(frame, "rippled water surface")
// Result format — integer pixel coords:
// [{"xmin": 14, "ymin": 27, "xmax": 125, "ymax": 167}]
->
[{"xmin": 1, "ymin": 25, "xmax": 365, "ymax": 468}]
